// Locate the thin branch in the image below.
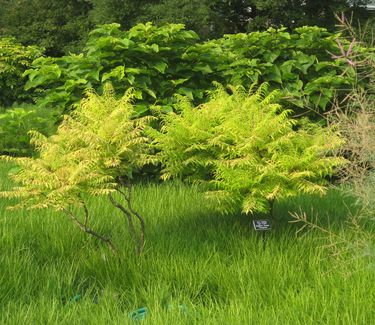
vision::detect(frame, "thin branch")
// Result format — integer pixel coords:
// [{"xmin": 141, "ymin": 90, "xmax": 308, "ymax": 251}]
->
[
  {"xmin": 117, "ymin": 185, "xmax": 145, "ymax": 254},
  {"xmin": 81, "ymin": 200, "xmax": 89, "ymax": 227},
  {"xmin": 62, "ymin": 208, "xmax": 116, "ymax": 253},
  {"xmin": 63, "ymin": 208, "xmax": 86, "ymax": 231},
  {"xmin": 108, "ymin": 192, "xmax": 140, "ymax": 254},
  {"xmin": 289, "ymin": 211, "xmax": 344, "ymax": 239}
]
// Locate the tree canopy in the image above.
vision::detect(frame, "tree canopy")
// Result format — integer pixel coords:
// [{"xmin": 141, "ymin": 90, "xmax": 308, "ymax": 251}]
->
[
  {"xmin": 0, "ymin": 0, "xmax": 372, "ymax": 56},
  {"xmin": 0, "ymin": 0, "xmax": 93, "ymax": 56}
]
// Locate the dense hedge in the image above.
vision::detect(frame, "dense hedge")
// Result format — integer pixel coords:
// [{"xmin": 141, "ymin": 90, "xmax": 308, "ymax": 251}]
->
[{"xmin": 23, "ymin": 23, "xmax": 367, "ymax": 117}]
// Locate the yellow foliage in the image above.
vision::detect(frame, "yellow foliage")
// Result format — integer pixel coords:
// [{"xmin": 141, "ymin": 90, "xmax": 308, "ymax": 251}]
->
[
  {"xmin": 153, "ymin": 84, "xmax": 346, "ymax": 214},
  {"xmin": 0, "ymin": 85, "xmax": 154, "ymax": 212}
]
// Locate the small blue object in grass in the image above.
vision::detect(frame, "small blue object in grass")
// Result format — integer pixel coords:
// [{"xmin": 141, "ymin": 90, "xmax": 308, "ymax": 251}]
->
[
  {"xmin": 69, "ymin": 294, "xmax": 82, "ymax": 303},
  {"xmin": 252, "ymin": 219, "xmax": 271, "ymax": 231},
  {"xmin": 128, "ymin": 307, "xmax": 148, "ymax": 321},
  {"xmin": 62, "ymin": 294, "xmax": 82, "ymax": 305}
]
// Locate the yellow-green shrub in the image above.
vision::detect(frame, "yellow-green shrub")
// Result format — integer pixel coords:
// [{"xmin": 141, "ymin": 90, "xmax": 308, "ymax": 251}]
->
[
  {"xmin": 0, "ymin": 85, "xmax": 154, "ymax": 253},
  {"xmin": 152, "ymin": 84, "xmax": 346, "ymax": 214}
]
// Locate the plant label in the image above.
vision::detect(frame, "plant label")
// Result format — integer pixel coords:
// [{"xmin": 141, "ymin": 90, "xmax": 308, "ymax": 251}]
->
[{"xmin": 252, "ymin": 219, "xmax": 271, "ymax": 231}]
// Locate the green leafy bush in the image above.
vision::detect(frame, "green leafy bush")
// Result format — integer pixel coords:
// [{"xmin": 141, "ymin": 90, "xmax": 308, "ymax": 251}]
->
[
  {"xmin": 23, "ymin": 23, "xmax": 199, "ymax": 115},
  {"xmin": 0, "ymin": 105, "xmax": 57, "ymax": 156},
  {"xmin": 0, "ymin": 37, "xmax": 43, "ymax": 106},
  {"xmin": 151, "ymin": 84, "xmax": 346, "ymax": 214},
  {"xmin": 23, "ymin": 23, "xmax": 368, "ymax": 117}
]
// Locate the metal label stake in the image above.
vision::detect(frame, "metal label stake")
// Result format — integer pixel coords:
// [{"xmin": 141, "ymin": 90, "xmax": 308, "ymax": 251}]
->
[{"xmin": 252, "ymin": 219, "xmax": 272, "ymax": 250}]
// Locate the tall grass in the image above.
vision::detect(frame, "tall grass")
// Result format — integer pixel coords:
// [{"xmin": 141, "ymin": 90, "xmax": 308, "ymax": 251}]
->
[{"xmin": 0, "ymin": 162, "xmax": 374, "ymax": 324}]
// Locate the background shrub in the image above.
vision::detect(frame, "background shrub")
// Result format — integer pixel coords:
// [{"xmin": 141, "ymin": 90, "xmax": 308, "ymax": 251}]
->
[
  {"xmin": 0, "ymin": 105, "xmax": 57, "ymax": 156},
  {"xmin": 23, "ymin": 23, "xmax": 371, "ymax": 118},
  {"xmin": 0, "ymin": 37, "xmax": 43, "ymax": 106}
]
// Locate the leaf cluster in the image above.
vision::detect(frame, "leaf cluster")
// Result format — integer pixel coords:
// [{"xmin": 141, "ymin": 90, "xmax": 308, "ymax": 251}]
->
[
  {"xmin": 22, "ymin": 23, "xmax": 372, "ymax": 118},
  {"xmin": 0, "ymin": 37, "xmax": 43, "ymax": 106},
  {"xmin": 152, "ymin": 84, "xmax": 346, "ymax": 214},
  {"xmin": 0, "ymin": 104, "xmax": 57, "ymax": 156},
  {"xmin": 0, "ymin": 85, "xmax": 153, "ymax": 212}
]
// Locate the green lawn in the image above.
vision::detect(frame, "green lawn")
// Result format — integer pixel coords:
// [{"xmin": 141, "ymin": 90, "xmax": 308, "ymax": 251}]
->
[{"xmin": 0, "ymin": 163, "xmax": 374, "ymax": 324}]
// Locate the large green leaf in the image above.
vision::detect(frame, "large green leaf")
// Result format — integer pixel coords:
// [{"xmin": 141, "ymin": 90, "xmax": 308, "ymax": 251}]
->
[
  {"xmin": 101, "ymin": 66, "xmax": 125, "ymax": 82},
  {"xmin": 154, "ymin": 62, "xmax": 168, "ymax": 74}
]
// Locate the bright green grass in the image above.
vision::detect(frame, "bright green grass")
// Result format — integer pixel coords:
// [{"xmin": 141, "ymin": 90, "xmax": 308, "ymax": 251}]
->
[{"xmin": 0, "ymin": 162, "xmax": 374, "ymax": 324}]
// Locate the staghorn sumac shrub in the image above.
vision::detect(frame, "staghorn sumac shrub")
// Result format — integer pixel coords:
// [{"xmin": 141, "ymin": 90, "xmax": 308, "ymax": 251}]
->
[
  {"xmin": 151, "ymin": 84, "xmax": 346, "ymax": 215},
  {"xmin": 0, "ymin": 85, "xmax": 155, "ymax": 254}
]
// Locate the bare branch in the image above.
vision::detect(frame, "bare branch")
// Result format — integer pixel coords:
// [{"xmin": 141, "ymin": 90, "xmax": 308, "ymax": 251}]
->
[
  {"xmin": 117, "ymin": 185, "xmax": 145, "ymax": 254},
  {"xmin": 81, "ymin": 200, "xmax": 89, "ymax": 228},
  {"xmin": 62, "ymin": 208, "xmax": 116, "ymax": 253},
  {"xmin": 108, "ymin": 192, "xmax": 141, "ymax": 255}
]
